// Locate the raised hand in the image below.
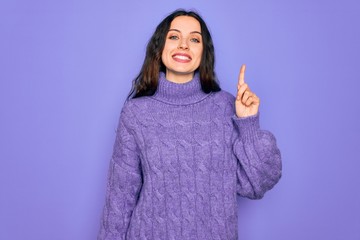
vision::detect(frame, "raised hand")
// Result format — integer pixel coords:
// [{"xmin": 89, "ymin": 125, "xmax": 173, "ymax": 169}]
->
[{"xmin": 235, "ymin": 64, "xmax": 260, "ymax": 118}]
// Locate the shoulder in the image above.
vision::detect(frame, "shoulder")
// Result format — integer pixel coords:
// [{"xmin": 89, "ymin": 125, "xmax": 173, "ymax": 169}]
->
[
  {"xmin": 121, "ymin": 97, "xmax": 153, "ymax": 115},
  {"xmin": 205, "ymin": 90, "xmax": 236, "ymax": 116},
  {"xmin": 117, "ymin": 96, "xmax": 160, "ymax": 133},
  {"xmin": 118, "ymin": 97, "xmax": 150, "ymax": 126},
  {"xmin": 210, "ymin": 89, "xmax": 235, "ymax": 106}
]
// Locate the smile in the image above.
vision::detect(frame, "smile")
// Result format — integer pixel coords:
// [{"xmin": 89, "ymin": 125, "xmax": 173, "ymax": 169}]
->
[{"xmin": 172, "ymin": 53, "xmax": 192, "ymax": 62}]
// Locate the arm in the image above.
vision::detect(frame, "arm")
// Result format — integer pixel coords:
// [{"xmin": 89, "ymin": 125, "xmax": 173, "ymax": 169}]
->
[
  {"xmin": 232, "ymin": 113, "xmax": 281, "ymax": 199},
  {"xmin": 98, "ymin": 103, "xmax": 142, "ymax": 240}
]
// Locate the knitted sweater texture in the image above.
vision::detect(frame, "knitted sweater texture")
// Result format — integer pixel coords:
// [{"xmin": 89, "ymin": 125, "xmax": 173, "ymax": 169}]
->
[{"xmin": 98, "ymin": 72, "xmax": 282, "ymax": 240}]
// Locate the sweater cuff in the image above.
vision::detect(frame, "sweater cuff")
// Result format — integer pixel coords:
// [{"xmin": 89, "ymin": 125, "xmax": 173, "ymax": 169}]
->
[{"xmin": 231, "ymin": 112, "xmax": 260, "ymax": 142}]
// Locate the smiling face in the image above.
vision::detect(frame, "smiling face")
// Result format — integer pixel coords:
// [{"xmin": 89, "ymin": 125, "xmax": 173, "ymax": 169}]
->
[{"xmin": 161, "ymin": 16, "xmax": 203, "ymax": 83}]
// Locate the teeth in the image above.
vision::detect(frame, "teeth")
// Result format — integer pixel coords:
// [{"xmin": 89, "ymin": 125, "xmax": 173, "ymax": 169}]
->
[{"xmin": 174, "ymin": 55, "xmax": 190, "ymax": 60}]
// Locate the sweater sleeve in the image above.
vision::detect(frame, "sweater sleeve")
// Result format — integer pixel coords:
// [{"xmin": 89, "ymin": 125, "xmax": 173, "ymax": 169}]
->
[
  {"xmin": 232, "ymin": 113, "xmax": 282, "ymax": 199},
  {"xmin": 98, "ymin": 103, "xmax": 143, "ymax": 240}
]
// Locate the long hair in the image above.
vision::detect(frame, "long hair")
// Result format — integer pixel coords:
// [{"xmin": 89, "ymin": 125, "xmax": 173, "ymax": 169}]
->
[{"xmin": 128, "ymin": 9, "xmax": 221, "ymax": 99}]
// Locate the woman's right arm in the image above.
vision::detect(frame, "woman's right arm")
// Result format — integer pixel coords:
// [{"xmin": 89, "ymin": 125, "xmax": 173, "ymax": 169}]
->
[{"xmin": 98, "ymin": 103, "xmax": 142, "ymax": 240}]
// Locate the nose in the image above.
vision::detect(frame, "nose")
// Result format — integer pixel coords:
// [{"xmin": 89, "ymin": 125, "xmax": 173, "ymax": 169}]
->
[{"xmin": 177, "ymin": 38, "xmax": 189, "ymax": 50}]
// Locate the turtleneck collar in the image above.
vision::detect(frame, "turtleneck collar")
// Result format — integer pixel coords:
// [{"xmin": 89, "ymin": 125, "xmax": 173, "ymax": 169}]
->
[{"xmin": 151, "ymin": 72, "xmax": 210, "ymax": 105}]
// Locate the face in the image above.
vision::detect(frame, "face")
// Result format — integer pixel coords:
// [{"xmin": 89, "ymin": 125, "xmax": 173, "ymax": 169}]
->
[{"xmin": 161, "ymin": 16, "xmax": 203, "ymax": 83}]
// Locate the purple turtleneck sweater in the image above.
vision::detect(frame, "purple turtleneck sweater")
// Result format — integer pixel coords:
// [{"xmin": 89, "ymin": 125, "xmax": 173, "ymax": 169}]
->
[{"xmin": 98, "ymin": 73, "xmax": 282, "ymax": 240}]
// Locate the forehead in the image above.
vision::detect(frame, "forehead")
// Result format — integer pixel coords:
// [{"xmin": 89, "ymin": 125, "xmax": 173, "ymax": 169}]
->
[{"xmin": 169, "ymin": 16, "xmax": 201, "ymax": 32}]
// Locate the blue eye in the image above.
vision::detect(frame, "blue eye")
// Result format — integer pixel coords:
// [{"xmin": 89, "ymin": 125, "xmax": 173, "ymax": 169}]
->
[
  {"xmin": 169, "ymin": 35, "xmax": 179, "ymax": 40},
  {"xmin": 190, "ymin": 38, "xmax": 200, "ymax": 43}
]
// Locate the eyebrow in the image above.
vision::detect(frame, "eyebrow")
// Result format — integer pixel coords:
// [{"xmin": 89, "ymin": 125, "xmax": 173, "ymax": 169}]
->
[{"xmin": 168, "ymin": 29, "xmax": 202, "ymax": 35}]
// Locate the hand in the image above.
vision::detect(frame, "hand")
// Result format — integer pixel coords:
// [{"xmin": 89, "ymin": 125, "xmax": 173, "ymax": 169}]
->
[{"xmin": 235, "ymin": 64, "xmax": 260, "ymax": 118}]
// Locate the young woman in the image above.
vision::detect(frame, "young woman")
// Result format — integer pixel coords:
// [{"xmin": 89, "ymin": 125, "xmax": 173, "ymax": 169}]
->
[{"xmin": 98, "ymin": 9, "xmax": 282, "ymax": 240}]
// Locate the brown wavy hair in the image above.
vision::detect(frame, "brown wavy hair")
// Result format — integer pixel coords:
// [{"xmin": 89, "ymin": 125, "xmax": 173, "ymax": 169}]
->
[{"xmin": 128, "ymin": 9, "xmax": 221, "ymax": 99}]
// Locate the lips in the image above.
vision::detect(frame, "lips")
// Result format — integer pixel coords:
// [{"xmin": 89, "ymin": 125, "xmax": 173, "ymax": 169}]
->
[{"xmin": 172, "ymin": 53, "xmax": 192, "ymax": 63}]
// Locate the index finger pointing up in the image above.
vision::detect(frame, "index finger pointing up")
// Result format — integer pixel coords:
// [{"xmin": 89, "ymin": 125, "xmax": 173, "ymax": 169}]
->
[{"xmin": 238, "ymin": 64, "xmax": 246, "ymax": 85}]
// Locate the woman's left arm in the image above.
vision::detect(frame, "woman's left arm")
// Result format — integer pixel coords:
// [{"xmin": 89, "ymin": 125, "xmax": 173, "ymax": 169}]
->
[
  {"xmin": 232, "ymin": 113, "xmax": 282, "ymax": 199},
  {"xmin": 233, "ymin": 65, "xmax": 282, "ymax": 199}
]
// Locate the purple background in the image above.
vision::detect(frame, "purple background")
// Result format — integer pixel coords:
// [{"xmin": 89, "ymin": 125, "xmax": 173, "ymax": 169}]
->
[{"xmin": 1, "ymin": 0, "xmax": 359, "ymax": 239}]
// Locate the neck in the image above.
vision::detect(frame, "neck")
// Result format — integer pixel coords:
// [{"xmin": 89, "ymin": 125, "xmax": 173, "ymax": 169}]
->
[
  {"xmin": 151, "ymin": 72, "xmax": 210, "ymax": 105},
  {"xmin": 165, "ymin": 71, "xmax": 194, "ymax": 84}
]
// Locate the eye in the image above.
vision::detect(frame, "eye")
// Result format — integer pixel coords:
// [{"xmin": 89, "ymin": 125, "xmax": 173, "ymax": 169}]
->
[
  {"xmin": 190, "ymin": 38, "xmax": 200, "ymax": 43},
  {"xmin": 169, "ymin": 35, "xmax": 179, "ymax": 40}
]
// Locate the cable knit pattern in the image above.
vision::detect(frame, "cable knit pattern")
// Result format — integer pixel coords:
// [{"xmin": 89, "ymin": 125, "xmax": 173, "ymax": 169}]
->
[{"xmin": 98, "ymin": 72, "xmax": 282, "ymax": 240}]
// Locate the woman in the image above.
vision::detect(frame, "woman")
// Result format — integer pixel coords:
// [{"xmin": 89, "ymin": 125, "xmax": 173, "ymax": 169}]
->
[{"xmin": 98, "ymin": 9, "xmax": 281, "ymax": 240}]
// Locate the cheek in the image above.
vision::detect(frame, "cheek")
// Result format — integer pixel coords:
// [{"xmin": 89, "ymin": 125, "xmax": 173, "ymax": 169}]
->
[
  {"xmin": 163, "ymin": 40, "xmax": 177, "ymax": 51},
  {"xmin": 195, "ymin": 48, "xmax": 203, "ymax": 62},
  {"xmin": 162, "ymin": 42, "xmax": 175, "ymax": 59},
  {"xmin": 194, "ymin": 43, "xmax": 203, "ymax": 56},
  {"xmin": 161, "ymin": 46, "xmax": 170, "ymax": 62}
]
